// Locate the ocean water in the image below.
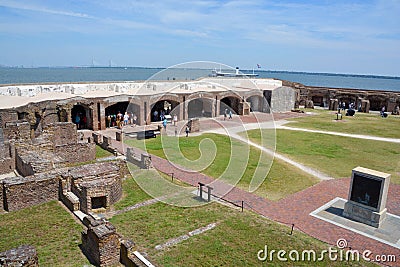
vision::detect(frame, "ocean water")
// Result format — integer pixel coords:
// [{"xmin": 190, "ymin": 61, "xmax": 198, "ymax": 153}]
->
[{"xmin": 0, "ymin": 67, "xmax": 399, "ymax": 92}]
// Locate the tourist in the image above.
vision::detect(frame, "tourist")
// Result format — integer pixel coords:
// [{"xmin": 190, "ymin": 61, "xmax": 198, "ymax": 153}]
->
[
  {"xmin": 75, "ymin": 114, "xmax": 81, "ymax": 129},
  {"xmin": 229, "ymin": 110, "xmax": 232, "ymax": 119},
  {"xmin": 153, "ymin": 110, "xmax": 158, "ymax": 121},
  {"xmin": 381, "ymin": 106, "xmax": 387, "ymax": 118},
  {"xmin": 173, "ymin": 114, "xmax": 178, "ymax": 126},
  {"xmin": 133, "ymin": 113, "xmax": 137, "ymax": 125},
  {"xmin": 224, "ymin": 109, "xmax": 227, "ymax": 120},
  {"xmin": 82, "ymin": 115, "xmax": 87, "ymax": 129},
  {"xmin": 123, "ymin": 112, "xmax": 129, "ymax": 126},
  {"xmin": 185, "ymin": 125, "xmax": 190, "ymax": 137},
  {"xmin": 106, "ymin": 115, "xmax": 111, "ymax": 128},
  {"xmin": 163, "ymin": 118, "xmax": 167, "ymax": 131}
]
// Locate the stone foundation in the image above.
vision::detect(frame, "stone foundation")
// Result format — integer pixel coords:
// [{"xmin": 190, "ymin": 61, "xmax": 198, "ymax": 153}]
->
[{"xmin": 0, "ymin": 245, "xmax": 38, "ymax": 267}]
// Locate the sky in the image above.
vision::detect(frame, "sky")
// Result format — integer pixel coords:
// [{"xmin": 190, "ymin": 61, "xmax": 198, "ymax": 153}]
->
[{"xmin": 0, "ymin": 0, "xmax": 399, "ymax": 76}]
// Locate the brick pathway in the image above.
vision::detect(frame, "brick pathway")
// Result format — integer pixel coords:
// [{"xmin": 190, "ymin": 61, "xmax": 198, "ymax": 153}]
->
[{"xmin": 104, "ymin": 114, "xmax": 400, "ymax": 266}]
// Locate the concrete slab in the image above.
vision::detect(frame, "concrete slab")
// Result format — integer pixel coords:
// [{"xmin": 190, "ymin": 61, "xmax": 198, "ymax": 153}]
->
[{"xmin": 310, "ymin": 197, "xmax": 400, "ymax": 249}]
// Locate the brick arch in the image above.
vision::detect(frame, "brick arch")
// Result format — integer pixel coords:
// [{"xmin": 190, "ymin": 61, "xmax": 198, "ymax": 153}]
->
[
  {"xmin": 219, "ymin": 94, "xmax": 242, "ymax": 115},
  {"xmin": 149, "ymin": 94, "xmax": 181, "ymax": 122}
]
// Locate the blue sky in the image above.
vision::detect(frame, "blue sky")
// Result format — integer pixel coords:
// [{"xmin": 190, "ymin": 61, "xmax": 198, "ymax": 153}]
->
[{"xmin": 0, "ymin": 0, "xmax": 399, "ymax": 76}]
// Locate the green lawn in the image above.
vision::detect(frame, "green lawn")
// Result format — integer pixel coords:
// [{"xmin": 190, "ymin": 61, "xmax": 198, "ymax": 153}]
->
[
  {"xmin": 246, "ymin": 129, "xmax": 400, "ymax": 183},
  {"xmin": 110, "ymin": 202, "xmax": 375, "ymax": 267},
  {"xmin": 95, "ymin": 144, "xmax": 114, "ymax": 158},
  {"xmin": 113, "ymin": 175, "xmax": 153, "ymax": 210},
  {"xmin": 284, "ymin": 108, "xmax": 400, "ymax": 139},
  {"xmin": 125, "ymin": 134, "xmax": 318, "ymax": 201},
  {"xmin": 0, "ymin": 201, "xmax": 89, "ymax": 267}
]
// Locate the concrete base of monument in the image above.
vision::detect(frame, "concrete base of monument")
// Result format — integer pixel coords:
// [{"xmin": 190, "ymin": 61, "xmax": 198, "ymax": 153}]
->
[
  {"xmin": 343, "ymin": 201, "xmax": 387, "ymax": 228},
  {"xmin": 310, "ymin": 197, "xmax": 400, "ymax": 249}
]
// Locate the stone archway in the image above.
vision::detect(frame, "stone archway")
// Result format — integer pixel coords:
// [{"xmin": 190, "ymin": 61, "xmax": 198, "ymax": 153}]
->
[
  {"xmin": 150, "ymin": 100, "xmax": 179, "ymax": 122},
  {"xmin": 188, "ymin": 98, "xmax": 213, "ymax": 119},
  {"xmin": 71, "ymin": 104, "xmax": 92, "ymax": 130},
  {"xmin": 220, "ymin": 96, "xmax": 241, "ymax": 115}
]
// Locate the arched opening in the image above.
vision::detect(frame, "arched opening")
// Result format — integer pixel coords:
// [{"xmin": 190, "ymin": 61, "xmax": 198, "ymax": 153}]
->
[
  {"xmin": 71, "ymin": 104, "xmax": 92, "ymax": 130},
  {"xmin": 104, "ymin": 101, "xmax": 140, "ymax": 127},
  {"xmin": 150, "ymin": 100, "xmax": 179, "ymax": 122},
  {"xmin": 188, "ymin": 98, "xmax": 213, "ymax": 119},
  {"xmin": 220, "ymin": 96, "xmax": 240, "ymax": 115},
  {"xmin": 369, "ymin": 97, "xmax": 386, "ymax": 111}
]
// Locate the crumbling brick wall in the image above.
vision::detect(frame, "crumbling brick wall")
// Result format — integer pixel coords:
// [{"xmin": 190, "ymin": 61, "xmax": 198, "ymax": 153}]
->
[
  {"xmin": 2, "ymin": 172, "xmax": 60, "ymax": 212},
  {"xmin": 3, "ymin": 121, "xmax": 31, "ymax": 142},
  {"xmin": 54, "ymin": 142, "xmax": 96, "ymax": 164},
  {"xmin": 0, "ymin": 245, "xmax": 38, "ymax": 267},
  {"xmin": 0, "ymin": 141, "xmax": 15, "ymax": 175},
  {"xmin": 0, "ymin": 110, "xmax": 18, "ymax": 128},
  {"xmin": 43, "ymin": 123, "xmax": 77, "ymax": 146}
]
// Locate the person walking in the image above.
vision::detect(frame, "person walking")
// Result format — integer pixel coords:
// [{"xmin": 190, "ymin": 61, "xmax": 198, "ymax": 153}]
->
[
  {"xmin": 185, "ymin": 125, "xmax": 190, "ymax": 137},
  {"xmin": 173, "ymin": 114, "xmax": 178, "ymax": 126},
  {"xmin": 163, "ymin": 118, "xmax": 168, "ymax": 131},
  {"xmin": 229, "ymin": 110, "xmax": 232, "ymax": 119}
]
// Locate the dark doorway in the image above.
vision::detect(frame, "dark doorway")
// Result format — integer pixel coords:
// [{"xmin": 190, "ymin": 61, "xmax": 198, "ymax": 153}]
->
[
  {"xmin": 188, "ymin": 98, "xmax": 213, "ymax": 118},
  {"xmin": 105, "ymin": 102, "xmax": 140, "ymax": 127},
  {"xmin": 71, "ymin": 104, "xmax": 92, "ymax": 130},
  {"xmin": 91, "ymin": 196, "xmax": 107, "ymax": 210},
  {"xmin": 150, "ymin": 100, "xmax": 179, "ymax": 122},
  {"xmin": 220, "ymin": 96, "xmax": 240, "ymax": 115}
]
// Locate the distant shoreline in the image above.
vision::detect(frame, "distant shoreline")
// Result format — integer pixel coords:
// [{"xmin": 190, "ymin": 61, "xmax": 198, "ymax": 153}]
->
[{"xmin": 1, "ymin": 66, "xmax": 399, "ymax": 80}]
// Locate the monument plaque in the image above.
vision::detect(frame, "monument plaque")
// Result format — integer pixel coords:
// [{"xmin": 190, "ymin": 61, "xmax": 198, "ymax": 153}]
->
[{"xmin": 343, "ymin": 167, "xmax": 391, "ymax": 227}]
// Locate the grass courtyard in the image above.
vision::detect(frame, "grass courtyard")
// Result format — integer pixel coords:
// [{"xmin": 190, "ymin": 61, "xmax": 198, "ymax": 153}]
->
[
  {"xmin": 110, "ymin": 180, "xmax": 376, "ymax": 266},
  {"xmin": 0, "ymin": 201, "xmax": 89, "ymax": 266},
  {"xmin": 125, "ymin": 134, "xmax": 319, "ymax": 201},
  {"xmin": 284, "ymin": 108, "xmax": 400, "ymax": 139}
]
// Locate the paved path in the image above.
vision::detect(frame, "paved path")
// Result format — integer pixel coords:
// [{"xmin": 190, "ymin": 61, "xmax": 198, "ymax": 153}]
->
[{"xmin": 278, "ymin": 125, "xmax": 400, "ymax": 144}]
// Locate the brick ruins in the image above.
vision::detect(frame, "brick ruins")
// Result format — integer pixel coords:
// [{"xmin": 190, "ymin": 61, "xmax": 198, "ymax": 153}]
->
[
  {"xmin": 0, "ymin": 245, "xmax": 39, "ymax": 267},
  {"xmin": 0, "ymin": 110, "xmax": 146, "ymax": 266},
  {"xmin": 282, "ymin": 80, "xmax": 400, "ymax": 112}
]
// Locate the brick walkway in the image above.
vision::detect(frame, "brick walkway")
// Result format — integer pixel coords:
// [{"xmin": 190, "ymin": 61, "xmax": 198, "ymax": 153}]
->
[{"xmin": 105, "ymin": 114, "xmax": 400, "ymax": 266}]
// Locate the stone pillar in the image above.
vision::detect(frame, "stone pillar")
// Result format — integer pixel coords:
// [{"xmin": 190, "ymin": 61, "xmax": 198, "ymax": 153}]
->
[
  {"xmin": 81, "ymin": 216, "xmax": 121, "ymax": 267},
  {"xmin": 116, "ymin": 131, "xmax": 123, "ymax": 142},
  {"xmin": 215, "ymin": 96, "xmax": 220, "ymax": 116},
  {"xmin": 329, "ymin": 99, "xmax": 338, "ymax": 111},
  {"xmin": 141, "ymin": 153, "xmax": 152, "ymax": 169}
]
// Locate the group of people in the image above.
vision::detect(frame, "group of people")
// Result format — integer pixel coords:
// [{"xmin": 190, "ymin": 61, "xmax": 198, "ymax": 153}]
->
[
  {"xmin": 74, "ymin": 113, "xmax": 87, "ymax": 129},
  {"xmin": 106, "ymin": 111, "xmax": 137, "ymax": 128},
  {"xmin": 153, "ymin": 108, "xmax": 171, "ymax": 122},
  {"xmin": 223, "ymin": 109, "xmax": 233, "ymax": 120}
]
